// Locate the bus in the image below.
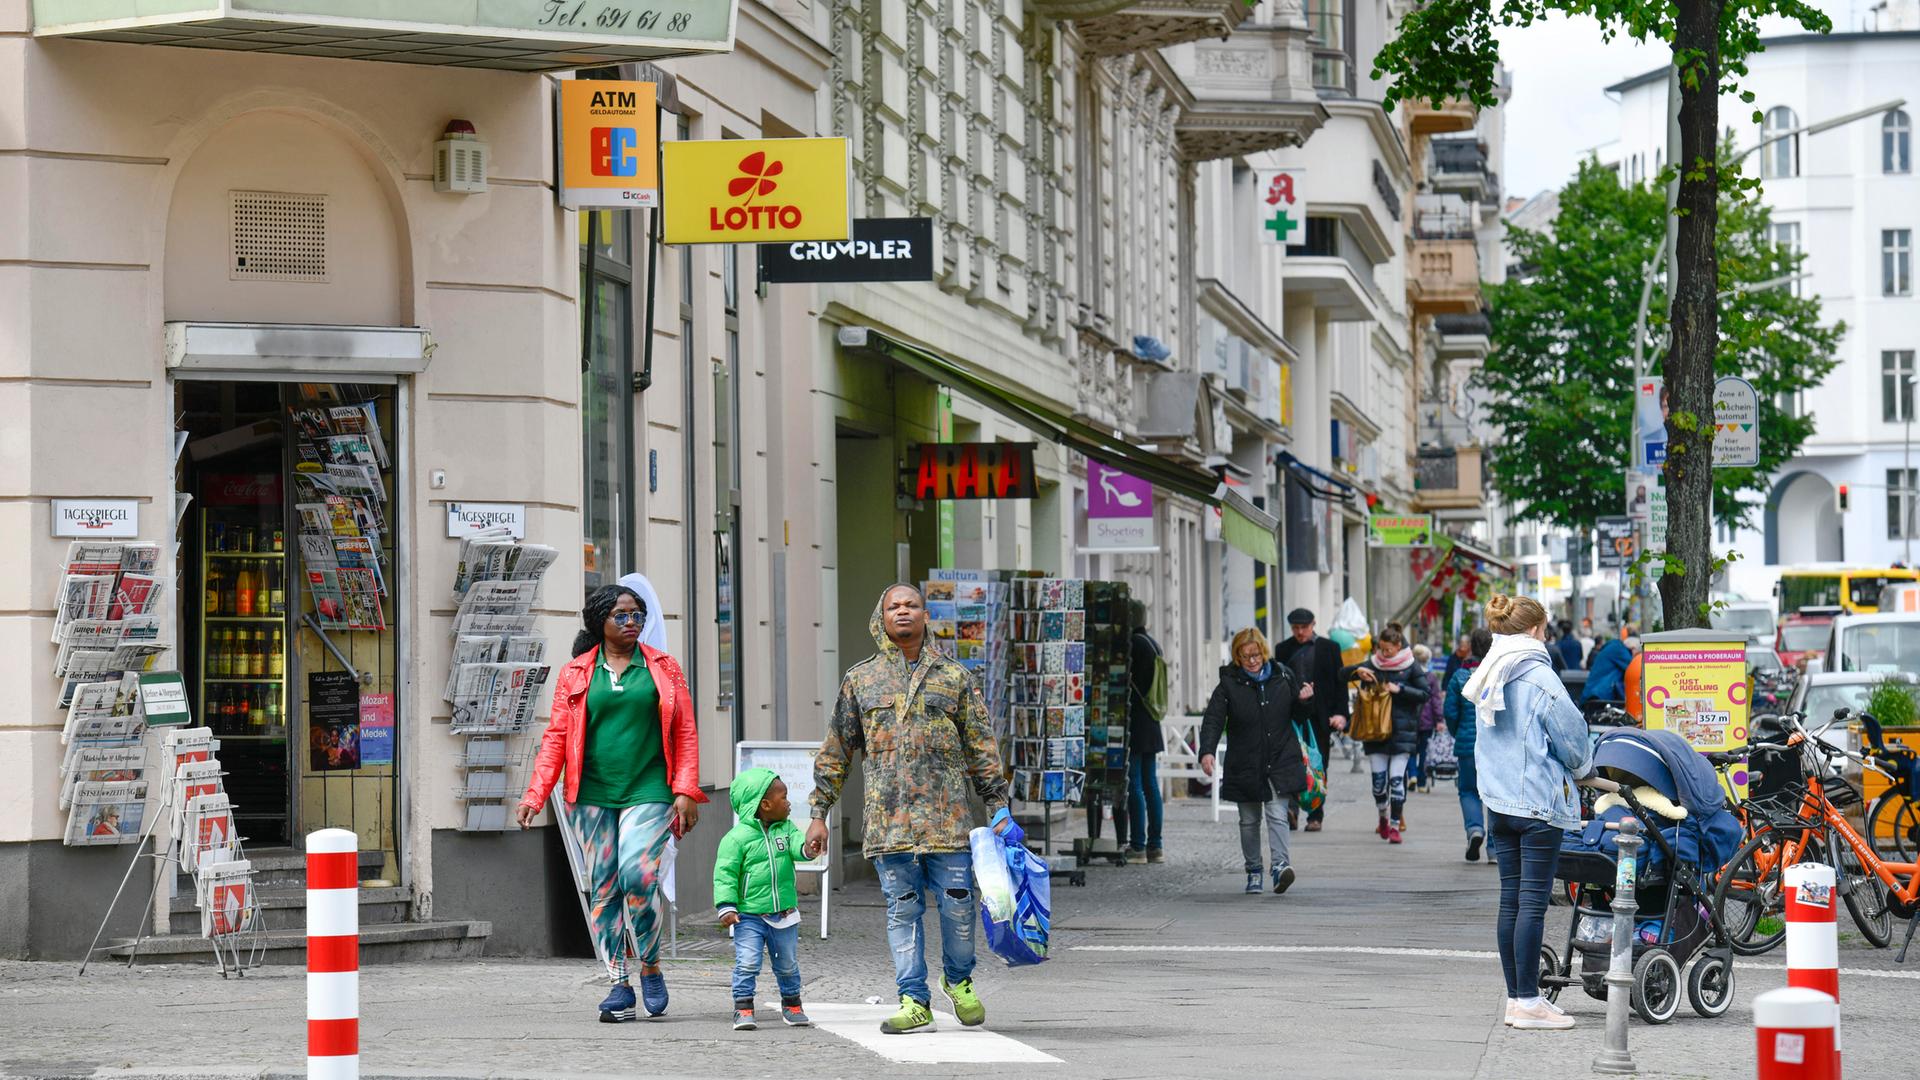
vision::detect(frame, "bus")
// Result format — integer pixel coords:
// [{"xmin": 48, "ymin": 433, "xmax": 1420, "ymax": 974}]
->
[{"xmin": 1775, "ymin": 565, "xmax": 1920, "ymax": 615}]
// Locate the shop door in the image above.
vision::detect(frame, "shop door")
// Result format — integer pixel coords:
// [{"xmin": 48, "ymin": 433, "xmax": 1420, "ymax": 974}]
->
[{"xmin": 176, "ymin": 380, "xmax": 402, "ymax": 879}]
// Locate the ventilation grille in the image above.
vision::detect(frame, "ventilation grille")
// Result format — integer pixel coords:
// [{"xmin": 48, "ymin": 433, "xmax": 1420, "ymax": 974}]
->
[{"xmin": 230, "ymin": 190, "xmax": 328, "ymax": 282}]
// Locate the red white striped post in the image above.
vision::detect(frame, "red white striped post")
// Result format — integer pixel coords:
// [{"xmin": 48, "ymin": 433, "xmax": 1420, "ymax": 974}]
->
[
  {"xmin": 1783, "ymin": 862, "xmax": 1840, "ymax": 1077},
  {"xmin": 307, "ymin": 828, "xmax": 360, "ymax": 1080},
  {"xmin": 1754, "ymin": 987, "xmax": 1838, "ymax": 1080}
]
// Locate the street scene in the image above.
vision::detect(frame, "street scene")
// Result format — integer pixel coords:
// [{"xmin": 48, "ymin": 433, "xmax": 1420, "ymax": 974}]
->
[{"xmin": 6, "ymin": 0, "xmax": 1920, "ymax": 1078}]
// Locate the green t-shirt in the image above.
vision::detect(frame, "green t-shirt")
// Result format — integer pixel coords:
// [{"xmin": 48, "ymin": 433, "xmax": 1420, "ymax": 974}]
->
[{"xmin": 573, "ymin": 654, "xmax": 672, "ymax": 809}]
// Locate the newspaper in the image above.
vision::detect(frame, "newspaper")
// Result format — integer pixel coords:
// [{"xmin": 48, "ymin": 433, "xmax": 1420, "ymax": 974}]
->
[
  {"xmin": 183, "ymin": 793, "xmax": 238, "ymax": 872},
  {"xmin": 109, "ymin": 574, "xmax": 160, "ymax": 621},
  {"xmin": 64, "ymin": 543, "xmax": 129, "ymax": 577},
  {"xmin": 448, "ymin": 662, "xmax": 550, "ymax": 734},
  {"xmin": 197, "ymin": 859, "xmax": 255, "ymax": 937},
  {"xmin": 58, "ymin": 745, "xmax": 147, "ymax": 810},
  {"xmin": 52, "ymin": 575, "xmax": 116, "ymax": 643},
  {"xmin": 452, "ymin": 612, "xmax": 539, "ymax": 638},
  {"xmin": 64, "ymin": 780, "xmax": 149, "ymax": 846}
]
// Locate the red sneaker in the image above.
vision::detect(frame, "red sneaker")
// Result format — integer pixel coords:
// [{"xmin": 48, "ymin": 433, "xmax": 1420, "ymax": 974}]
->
[
  {"xmin": 1376, "ymin": 818, "xmax": 1391, "ymax": 840},
  {"xmin": 1387, "ymin": 826, "xmax": 1404, "ymax": 845}
]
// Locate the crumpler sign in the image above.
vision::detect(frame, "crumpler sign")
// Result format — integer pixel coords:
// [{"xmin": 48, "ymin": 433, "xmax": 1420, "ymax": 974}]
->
[
  {"xmin": 757, "ymin": 217, "xmax": 934, "ymax": 283},
  {"xmin": 662, "ymin": 137, "xmax": 850, "ymax": 245}
]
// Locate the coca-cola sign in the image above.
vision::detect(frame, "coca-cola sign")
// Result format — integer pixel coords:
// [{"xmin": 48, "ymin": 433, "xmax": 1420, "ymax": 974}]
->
[{"xmin": 202, "ymin": 473, "xmax": 283, "ymax": 507}]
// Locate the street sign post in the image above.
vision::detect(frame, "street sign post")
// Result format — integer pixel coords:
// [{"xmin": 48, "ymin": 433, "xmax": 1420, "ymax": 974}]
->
[
  {"xmin": 1712, "ymin": 375, "xmax": 1761, "ymax": 468},
  {"xmin": 1597, "ymin": 516, "xmax": 1637, "ymax": 571}
]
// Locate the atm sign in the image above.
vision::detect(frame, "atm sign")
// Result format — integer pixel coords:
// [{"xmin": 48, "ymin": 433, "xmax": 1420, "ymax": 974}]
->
[
  {"xmin": 560, "ymin": 80, "xmax": 657, "ymax": 208},
  {"xmin": 911, "ymin": 443, "xmax": 1038, "ymax": 501}
]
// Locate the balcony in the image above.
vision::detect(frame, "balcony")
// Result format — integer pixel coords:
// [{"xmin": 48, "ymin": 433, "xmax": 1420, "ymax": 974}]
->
[
  {"xmin": 1035, "ymin": 1, "xmax": 1253, "ymax": 55},
  {"xmin": 1433, "ymin": 312, "xmax": 1491, "ymax": 362},
  {"xmin": 1413, "ymin": 446, "xmax": 1486, "ymax": 513},
  {"xmin": 1404, "ymin": 95, "xmax": 1478, "ymax": 137},
  {"xmin": 1165, "ymin": 24, "xmax": 1328, "ymax": 160},
  {"xmin": 1285, "ymin": 218, "xmax": 1381, "ymax": 322},
  {"xmin": 1408, "ymin": 236, "xmax": 1482, "ymax": 316},
  {"xmin": 1428, "ymin": 136, "xmax": 1491, "ymax": 202}
]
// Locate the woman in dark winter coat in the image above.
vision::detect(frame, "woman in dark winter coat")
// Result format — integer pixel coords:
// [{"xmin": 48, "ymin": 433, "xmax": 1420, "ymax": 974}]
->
[
  {"xmin": 1340, "ymin": 625, "xmax": 1429, "ymax": 844},
  {"xmin": 1199, "ymin": 627, "xmax": 1306, "ymax": 896}
]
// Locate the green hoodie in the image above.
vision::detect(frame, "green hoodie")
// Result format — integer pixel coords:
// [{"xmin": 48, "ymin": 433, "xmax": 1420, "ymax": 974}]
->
[{"xmin": 713, "ymin": 767, "xmax": 806, "ymax": 917}]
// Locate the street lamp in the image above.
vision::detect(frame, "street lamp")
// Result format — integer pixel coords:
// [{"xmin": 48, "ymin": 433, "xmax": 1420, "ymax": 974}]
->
[{"xmin": 1906, "ymin": 373, "xmax": 1916, "ymax": 566}]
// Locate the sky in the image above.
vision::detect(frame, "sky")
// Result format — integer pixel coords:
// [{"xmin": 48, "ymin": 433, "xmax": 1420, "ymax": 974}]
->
[{"xmin": 1496, "ymin": 0, "xmax": 1862, "ymax": 200}]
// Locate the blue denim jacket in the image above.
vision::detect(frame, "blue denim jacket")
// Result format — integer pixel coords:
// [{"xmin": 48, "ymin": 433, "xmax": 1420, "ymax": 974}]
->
[{"xmin": 1472, "ymin": 655, "xmax": 1594, "ymax": 829}]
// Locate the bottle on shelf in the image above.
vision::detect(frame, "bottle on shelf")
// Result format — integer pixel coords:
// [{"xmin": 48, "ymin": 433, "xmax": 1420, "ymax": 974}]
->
[
  {"xmin": 222, "ymin": 687, "xmax": 241, "ymax": 733},
  {"xmin": 240, "ymin": 525, "xmax": 255, "ymax": 553},
  {"xmin": 250, "ymin": 630, "xmax": 266, "ymax": 677},
  {"xmin": 249, "ymin": 688, "xmax": 266, "ymax": 730},
  {"xmin": 268, "ymin": 564, "xmax": 284, "ymax": 616},
  {"xmin": 265, "ymin": 694, "xmax": 281, "ymax": 734},
  {"xmin": 268, "ymin": 629, "xmax": 285, "ymax": 677},
  {"xmin": 221, "ymin": 570, "xmax": 238, "ymax": 618},
  {"xmin": 210, "ymin": 630, "xmax": 228, "ymax": 678},
  {"xmin": 204, "ymin": 567, "xmax": 221, "ymax": 617},
  {"xmin": 236, "ymin": 565, "xmax": 256, "ymax": 617},
  {"xmin": 271, "ymin": 526, "xmax": 285, "ymax": 552},
  {"xmin": 210, "ymin": 521, "xmax": 226, "ymax": 554}
]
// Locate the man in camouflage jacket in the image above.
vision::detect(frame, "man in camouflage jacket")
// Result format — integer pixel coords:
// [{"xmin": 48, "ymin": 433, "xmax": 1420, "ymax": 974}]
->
[{"xmin": 805, "ymin": 584, "xmax": 1008, "ymax": 1034}]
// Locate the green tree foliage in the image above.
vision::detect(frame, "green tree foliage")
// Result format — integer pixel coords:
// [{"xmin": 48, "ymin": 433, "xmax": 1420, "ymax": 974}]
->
[{"xmin": 1480, "ymin": 157, "xmax": 1839, "ymax": 533}]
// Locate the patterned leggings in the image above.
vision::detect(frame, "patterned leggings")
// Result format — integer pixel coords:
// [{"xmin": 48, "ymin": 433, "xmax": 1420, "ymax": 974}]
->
[
  {"xmin": 570, "ymin": 801, "xmax": 670, "ymax": 983},
  {"xmin": 1369, "ymin": 752, "xmax": 1410, "ymax": 826}
]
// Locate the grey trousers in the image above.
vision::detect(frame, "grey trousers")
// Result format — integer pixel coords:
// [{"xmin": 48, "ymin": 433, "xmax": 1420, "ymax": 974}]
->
[{"xmin": 1236, "ymin": 798, "xmax": 1292, "ymax": 874}]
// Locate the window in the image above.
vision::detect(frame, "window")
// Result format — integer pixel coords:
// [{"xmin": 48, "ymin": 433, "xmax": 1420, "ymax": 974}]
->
[
  {"xmin": 1885, "ymin": 350, "xmax": 1915, "ymax": 421},
  {"xmin": 1762, "ymin": 106, "xmax": 1799, "ymax": 179},
  {"xmin": 1886, "ymin": 109, "xmax": 1912, "ymax": 174},
  {"xmin": 1890, "ymin": 468, "xmax": 1917, "ymax": 539},
  {"xmin": 1884, "ymin": 230, "xmax": 1912, "ymax": 297},
  {"xmin": 1768, "ymin": 220, "xmax": 1803, "ymax": 296},
  {"xmin": 580, "ymin": 208, "xmax": 634, "ymax": 592}
]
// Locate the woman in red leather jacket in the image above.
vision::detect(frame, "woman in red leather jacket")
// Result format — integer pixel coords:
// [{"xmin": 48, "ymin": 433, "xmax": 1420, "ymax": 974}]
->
[{"xmin": 518, "ymin": 584, "xmax": 706, "ymax": 1022}]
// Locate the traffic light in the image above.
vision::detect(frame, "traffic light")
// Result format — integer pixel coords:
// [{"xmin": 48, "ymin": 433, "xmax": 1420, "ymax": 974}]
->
[{"xmin": 1837, "ymin": 484, "xmax": 1852, "ymax": 513}]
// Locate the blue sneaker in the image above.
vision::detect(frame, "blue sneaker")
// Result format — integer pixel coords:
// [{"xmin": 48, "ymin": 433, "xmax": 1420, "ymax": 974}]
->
[
  {"xmin": 598, "ymin": 983, "xmax": 636, "ymax": 1023},
  {"xmin": 638, "ymin": 969, "xmax": 669, "ymax": 1018},
  {"xmin": 1244, "ymin": 871, "xmax": 1262, "ymax": 895}
]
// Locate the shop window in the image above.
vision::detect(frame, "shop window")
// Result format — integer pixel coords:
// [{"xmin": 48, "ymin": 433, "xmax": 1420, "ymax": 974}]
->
[{"xmin": 580, "ymin": 209, "xmax": 635, "ymax": 592}]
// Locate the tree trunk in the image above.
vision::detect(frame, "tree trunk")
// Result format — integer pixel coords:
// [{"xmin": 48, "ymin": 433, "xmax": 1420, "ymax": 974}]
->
[{"xmin": 1658, "ymin": 0, "xmax": 1721, "ymax": 631}]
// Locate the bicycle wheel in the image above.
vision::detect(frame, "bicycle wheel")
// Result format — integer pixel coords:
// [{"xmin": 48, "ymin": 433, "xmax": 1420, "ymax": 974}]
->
[
  {"xmin": 1714, "ymin": 828, "xmax": 1807, "ymax": 955},
  {"xmin": 1866, "ymin": 793, "xmax": 1920, "ymax": 863},
  {"xmin": 1837, "ymin": 838, "xmax": 1894, "ymax": 947}
]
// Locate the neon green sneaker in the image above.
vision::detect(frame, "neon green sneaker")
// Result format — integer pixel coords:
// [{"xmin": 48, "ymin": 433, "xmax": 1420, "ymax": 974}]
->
[
  {"xmin": 941, "ymin": 976, "xmax": 986, "ymax": 1027},
  {"xmin": 880, "ymin": 994, "xmax": 934, "ymax": 1035}
]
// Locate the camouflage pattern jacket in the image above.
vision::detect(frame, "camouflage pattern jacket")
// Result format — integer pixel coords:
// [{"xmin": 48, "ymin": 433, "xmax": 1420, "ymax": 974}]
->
[{"xmin": 811, "ymin": 591, "xmax": 1007, "ymax": 857}]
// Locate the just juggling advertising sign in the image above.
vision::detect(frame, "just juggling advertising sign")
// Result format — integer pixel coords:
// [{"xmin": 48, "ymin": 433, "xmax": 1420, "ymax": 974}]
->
[{"xmin": 1640, "ymin": 630, "xmax": 1752, "ymax": 798}]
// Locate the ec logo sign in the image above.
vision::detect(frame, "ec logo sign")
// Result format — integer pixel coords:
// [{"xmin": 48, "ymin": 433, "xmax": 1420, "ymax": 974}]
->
[{"xmin": 590, "ymin": 127, "xmax": 643, "ymax": 177}]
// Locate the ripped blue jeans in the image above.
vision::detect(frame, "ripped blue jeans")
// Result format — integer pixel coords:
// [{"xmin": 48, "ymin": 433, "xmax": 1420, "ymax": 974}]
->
[{"xmin": 872, "ymin": 851, "xmax": 976, "ymax": 1004}]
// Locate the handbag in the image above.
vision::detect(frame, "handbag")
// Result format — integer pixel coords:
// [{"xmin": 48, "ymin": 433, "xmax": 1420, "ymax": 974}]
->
[
  {"xmin": 1351, "ymin": 681, "xmax": 1395, "ymax": 743},
  {"xmin": 970, "ymin": 810, "xmax": 1050, "ymax": 967},
  {"xmin": 1294, "ymin": 719, "xmax": 1326, "ymax": 813}
]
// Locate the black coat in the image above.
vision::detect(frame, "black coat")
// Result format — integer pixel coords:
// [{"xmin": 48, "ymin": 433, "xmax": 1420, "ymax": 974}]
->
[
  {"xmin": 1339, "ymin": 658, "xmax": 1430, "ymax": 755},
  {"xmin": 1127, "ymin": 630, "xmax": 1166, "ymax": 753},
  {"xmin": 1198, "ymin": 663, "xmax": 1306, "ymax": 804},
  {"xmin": 1272, "ymin": 634, "xmax": 1345, "ymax": 724}
]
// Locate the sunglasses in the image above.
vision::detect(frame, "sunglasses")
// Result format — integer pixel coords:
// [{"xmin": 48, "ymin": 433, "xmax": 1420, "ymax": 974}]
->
[{"xmin": 609, "ymin": 611, "xmax": 643, "ymax": 626}]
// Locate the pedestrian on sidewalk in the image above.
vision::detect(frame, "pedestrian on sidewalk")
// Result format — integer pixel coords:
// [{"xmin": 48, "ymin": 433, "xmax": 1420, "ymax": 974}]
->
[
  {"xmin": 1465, "ymin": 594, "xmax": 1593, "ymax": 1031},
  {"xmin": 1409, "ymin": 644, "xmax": 1445, "ymax": 793},
  {"xmin": 1122, "ymin": 599, "xmax": 1167, "ymax": 863},
  {"xmin": 806, "ymin": 584, "xmax": 1010, "ymax": 1036},
  {"xmin": 1272, "ymin": 608, "xmax": 1346, "ymax": 833},
  {"xmin": 518, "ymin": 582, "xmax": 706, "ymax": 1023},
  {"xmin": 714, "ymin": 767, "xmax": 812, "ymax": 1031},
  {"xmin": 1443, "ymin": 627, "xmax": 1491, "ymax": 862},
  {"xmin": 1199, "ymin": 627, "xmax": 1306, "ymax": 896},
  {"xmin": 1341, "ymin": 626, "xmax": 1428, "ymax": 843}
]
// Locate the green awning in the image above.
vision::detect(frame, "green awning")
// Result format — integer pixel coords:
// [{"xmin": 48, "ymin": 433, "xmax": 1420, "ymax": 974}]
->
[{"xmin": 837, "ymin": 325, "xmax": 1281, "ymax": 562}]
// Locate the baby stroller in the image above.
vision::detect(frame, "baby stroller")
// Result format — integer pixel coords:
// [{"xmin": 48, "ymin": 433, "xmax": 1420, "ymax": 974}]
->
[{"xmin": 1538, "ymin": 729, "xmax": 1746, "ymax": 1024}]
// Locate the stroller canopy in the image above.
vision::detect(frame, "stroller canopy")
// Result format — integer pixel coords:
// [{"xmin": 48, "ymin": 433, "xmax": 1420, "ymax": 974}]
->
[{"xmin": 1593, "ymin": 728, "xmax": 1728, "ymax": 818}]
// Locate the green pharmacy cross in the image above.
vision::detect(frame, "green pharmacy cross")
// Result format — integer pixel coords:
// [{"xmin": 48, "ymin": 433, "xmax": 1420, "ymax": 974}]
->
[{"xmin": 1263, "ymin": 209, "xmax": 1299, "ymax": 242}]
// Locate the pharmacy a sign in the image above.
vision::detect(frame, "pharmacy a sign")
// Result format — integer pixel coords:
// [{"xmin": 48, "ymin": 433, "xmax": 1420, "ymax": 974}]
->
[
  {"xmin": 1254, "ymin": 169, "xmax": 1307, "ymax": 246},
  {"xmin": 52, "ymin": 499, "xmax": 138, "ymax": 538}
]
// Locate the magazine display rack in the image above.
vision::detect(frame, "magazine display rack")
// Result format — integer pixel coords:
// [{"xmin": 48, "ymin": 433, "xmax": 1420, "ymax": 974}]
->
[
  {"xmin": 80, "ymin": 725, "xmax": 264, "ymax": 977},
  {"xmin": 446, "ymin": 526, "xmax": 555, "ymax": 831},
  {"xmin": 287, "ymin": 400, "xmax": 393, "ymax": 634},
  {"xmin": 921, "ymin": 569, "xmax": 1010, "ymax": 734},
  {"xmin": 55, "ymin": 541, "xmax": 171, "ymax": 849}
]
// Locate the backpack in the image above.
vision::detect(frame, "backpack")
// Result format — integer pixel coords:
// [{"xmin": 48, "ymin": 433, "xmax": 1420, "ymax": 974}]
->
[{"xmin": 1135, "ymin": 633, "xmax": 1169, "ymax": 723}]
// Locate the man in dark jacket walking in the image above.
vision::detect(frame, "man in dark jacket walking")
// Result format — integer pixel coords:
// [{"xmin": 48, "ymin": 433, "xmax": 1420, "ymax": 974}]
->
[
  {"xmin": 1199, "ymin": 627, "xmax": 1306, "ymax": 895},
  {"xmin": 1272, "ymin": 608, "xmax": 1345, "ymax": 832},
  {"xmin": 1122, "ymin": 600, "xmax": 1166, "ymax": 862}
]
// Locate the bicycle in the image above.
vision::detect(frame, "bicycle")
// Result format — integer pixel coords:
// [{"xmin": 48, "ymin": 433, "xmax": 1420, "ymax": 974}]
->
[
  {"xmin": 1710, "ymin": 710, "xmax": 1920, "ymax": 960},
  {"xmin": 1858, "ymin": 712, "xmax": 1920, "ymax": 863}
]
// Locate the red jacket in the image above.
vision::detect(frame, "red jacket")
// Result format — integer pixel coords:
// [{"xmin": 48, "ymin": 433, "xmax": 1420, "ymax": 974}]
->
[{"xmin": 520, "ymin": 644, "xmax": 708, "ymax": 810}]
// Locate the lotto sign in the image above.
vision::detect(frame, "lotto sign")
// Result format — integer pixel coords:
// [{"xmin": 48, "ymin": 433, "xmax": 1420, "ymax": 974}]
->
[
  {"xmin": 663, "ymin": 137, "xmax": 850, "ymax": 244},
  {"xmin": 1713, "ymin": 375, "xmax": 1761, "ymax": 468},
  {"xmin": 1641, "ymin": 630, "xmax": 1752, "ymax": 798},
  {"xmin": 1254, "ymin": 169, "xmax": 1308, "ymax": 246},
  {"xmin": 560, "ymin": 80, "xmax": 658, "ymax": 208}
]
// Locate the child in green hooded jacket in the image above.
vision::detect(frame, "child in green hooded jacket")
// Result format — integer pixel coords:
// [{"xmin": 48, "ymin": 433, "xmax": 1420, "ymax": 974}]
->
[{"xmin": 714, "ymin": 766, "xmax": 810, "ymax": 1030}]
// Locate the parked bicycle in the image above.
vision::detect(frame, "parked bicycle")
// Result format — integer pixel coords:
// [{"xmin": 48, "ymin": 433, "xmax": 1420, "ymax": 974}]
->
[
  {"xmin": 1710, "ymin": 710, "xmax": 1920, "ymax": 961},
  {"xmin": 1858, "ymin": 712, "xmax": 1920, "ymax": 863}
]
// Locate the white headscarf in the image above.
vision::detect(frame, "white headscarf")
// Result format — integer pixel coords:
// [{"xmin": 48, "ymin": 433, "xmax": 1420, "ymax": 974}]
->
[
  {"xmin": 615, "ymin": 572, "xmax": 670, "ymax": 653},
  {"xmin": 1462, "ymin": 632, "xmax": 1552, "ymax": 727}
]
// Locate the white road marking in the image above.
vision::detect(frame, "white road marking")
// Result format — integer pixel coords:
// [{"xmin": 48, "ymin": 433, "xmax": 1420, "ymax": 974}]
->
[
  {"xmin": 805, "ymin": 1003, "xmax": 1063, "ymax": 1064},
  {"xmin": 1070, "ymin": 943, "xmax": 1920, "ymax": 980}
]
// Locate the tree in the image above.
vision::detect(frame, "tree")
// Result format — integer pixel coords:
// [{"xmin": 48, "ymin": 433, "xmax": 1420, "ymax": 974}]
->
[
  {"xmin": 1375, "ymin": 0, "xmax": 1831, "ymax": 627},
  {"xmin": 1479, "ymin": 156, "xmax": 1840, "ymax": 579}
]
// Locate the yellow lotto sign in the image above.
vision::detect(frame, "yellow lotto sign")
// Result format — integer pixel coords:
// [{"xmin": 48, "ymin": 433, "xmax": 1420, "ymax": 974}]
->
[
  {"xmin": 559, "ymin": 80, "xmax": 657, "ymax": 209},
  {"xmin": 662, "ymin": 137, "xmax": 850, "ymax": 245}
]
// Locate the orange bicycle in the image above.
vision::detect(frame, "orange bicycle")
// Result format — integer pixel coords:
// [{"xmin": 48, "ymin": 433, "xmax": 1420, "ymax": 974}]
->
[{"xmin": 1710, "ymin": 710, "xmax": 1920, "ymax": 959}]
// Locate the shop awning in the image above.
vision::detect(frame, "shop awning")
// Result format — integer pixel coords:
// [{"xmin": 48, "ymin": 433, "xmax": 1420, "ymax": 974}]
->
[
  {"xmin": 1276, "ymin": 450, "xmax": 1356, "ymax": 501},
  {"xmin": 1390, "ymin": 534, "xmax": 1518, "ymax": 627},
  {"xmin": 836, "ymin": 325, "xmax": 1281, "ymax": 562}
]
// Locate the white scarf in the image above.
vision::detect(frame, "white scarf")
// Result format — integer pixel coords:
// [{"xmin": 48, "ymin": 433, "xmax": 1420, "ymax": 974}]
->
[{"xmin": 1462, "ymin": 632, "xmax": 1551, "ymax": 727}]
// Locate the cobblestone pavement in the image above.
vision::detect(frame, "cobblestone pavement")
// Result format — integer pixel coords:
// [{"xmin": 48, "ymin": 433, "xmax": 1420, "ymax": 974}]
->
[{"xmin": 3, "ymin": 770, "xmax": 1916, "ymax": 1079}]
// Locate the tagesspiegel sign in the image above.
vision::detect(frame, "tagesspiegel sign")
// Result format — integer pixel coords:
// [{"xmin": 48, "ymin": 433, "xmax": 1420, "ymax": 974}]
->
[{"xmin": 52, "ymin": 499, "xmax": 139, "ymax": 538}]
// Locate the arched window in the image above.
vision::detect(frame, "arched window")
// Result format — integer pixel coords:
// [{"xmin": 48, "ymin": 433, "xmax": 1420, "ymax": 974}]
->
[
  {"xmin": 1885, "ymin": 109, "xmax": 1911, "ymax": 174},
  {"xmin": 1762, "ymin": 106, "xmax": 1799, "ymax": 179}
]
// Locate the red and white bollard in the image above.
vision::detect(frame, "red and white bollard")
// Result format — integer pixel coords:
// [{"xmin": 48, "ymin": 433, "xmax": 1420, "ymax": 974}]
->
[
  {"xmin": 1784, "ymin": 862, "xmax": 1840, "ymax": 1077},
  {"xmin": 307, "ymin": 828, "xmax": 360, "ymax": 1080},
  {"xmin": 1754, "ymin": 987, "xmax": 1838, "ymax": 1080}
]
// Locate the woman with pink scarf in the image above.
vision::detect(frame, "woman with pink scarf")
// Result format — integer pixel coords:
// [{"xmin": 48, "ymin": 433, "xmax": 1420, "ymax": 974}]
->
[{"xmin": 1340, "ymin": 626, "xmax": 1429, "ymax": 843}]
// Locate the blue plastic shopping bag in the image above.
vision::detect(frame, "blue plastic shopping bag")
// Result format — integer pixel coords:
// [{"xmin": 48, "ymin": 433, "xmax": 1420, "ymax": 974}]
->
[{"xmin": 969, "ymin": 809, "xmax": 1051, "ymax": 967}]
